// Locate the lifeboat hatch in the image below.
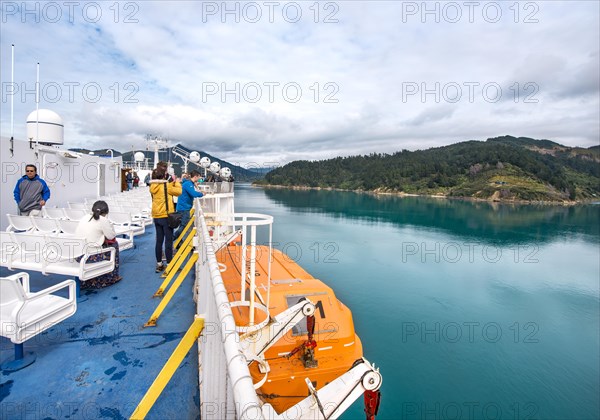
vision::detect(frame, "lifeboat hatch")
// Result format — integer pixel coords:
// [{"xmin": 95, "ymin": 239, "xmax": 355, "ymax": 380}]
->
[{"xmin": 285, "ymin": 294, "xmax": 328, "ymax": 336}]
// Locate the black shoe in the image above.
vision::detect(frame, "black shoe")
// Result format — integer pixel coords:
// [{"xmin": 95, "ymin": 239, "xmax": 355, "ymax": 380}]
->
[{"xmin": 155, "ymin": 263, "xmax": 166, "ymax": 273}]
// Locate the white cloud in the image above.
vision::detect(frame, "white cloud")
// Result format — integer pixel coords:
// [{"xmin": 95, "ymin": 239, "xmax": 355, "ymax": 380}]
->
[{"xmin": 1, "ymin": 1, "xmax": 598, "ymax": 166}]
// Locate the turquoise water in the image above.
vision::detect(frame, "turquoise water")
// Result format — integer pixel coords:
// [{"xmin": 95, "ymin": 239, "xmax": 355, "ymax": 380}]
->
[{"xmin": 235, "ymin": 184, "xmax": 600, "ymax": 420}]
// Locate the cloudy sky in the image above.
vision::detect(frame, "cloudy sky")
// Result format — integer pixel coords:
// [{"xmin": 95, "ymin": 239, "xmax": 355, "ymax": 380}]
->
[{"xmin": 1, "ymin": 1, "xmax": 598, "ymax": 167}]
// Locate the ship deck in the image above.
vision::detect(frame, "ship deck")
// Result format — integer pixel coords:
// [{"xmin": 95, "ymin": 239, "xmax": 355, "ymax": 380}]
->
[{"xmin": 0, "ymin": 225, "xmax": 199, "ymax": 420}]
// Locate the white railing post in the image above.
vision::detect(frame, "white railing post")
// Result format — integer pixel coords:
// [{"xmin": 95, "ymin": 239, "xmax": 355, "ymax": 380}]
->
[{"xmin": 195, "ymin": 200, "xmax": 265, "ymax": 420}]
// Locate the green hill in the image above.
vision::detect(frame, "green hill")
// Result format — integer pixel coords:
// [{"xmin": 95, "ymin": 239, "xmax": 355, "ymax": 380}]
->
[{"xmin": 256, "ymin": 136, "xmax": 600, "ymax": 202}]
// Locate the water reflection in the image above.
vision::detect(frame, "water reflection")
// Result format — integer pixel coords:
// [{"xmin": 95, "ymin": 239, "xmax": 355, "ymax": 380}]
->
[
  {"xmin": 259, "ymin": 187, "xmax": 600, "ymax": 245},
  {"xmin": 237, "ymin": 184, "xmax": 600, "ymax": 420}
]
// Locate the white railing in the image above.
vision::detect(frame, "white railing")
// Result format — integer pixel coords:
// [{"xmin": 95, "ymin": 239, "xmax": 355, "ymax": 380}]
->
[
  {"xmin": 200, "ymin": 181, "xmax": 234, "ymax": 194},
  {"xmin": 201, "ymin": 192, "xmax": 235, "ymax": 217},
  {"xmin": 194, "ymin": 199, "xmax": 265, "ymax": 420}
]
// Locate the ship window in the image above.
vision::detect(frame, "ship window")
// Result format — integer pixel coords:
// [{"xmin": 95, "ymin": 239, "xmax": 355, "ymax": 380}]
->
[{"xmin": 286, "ymin": 296, "xmax": 309, "ymax": 335}]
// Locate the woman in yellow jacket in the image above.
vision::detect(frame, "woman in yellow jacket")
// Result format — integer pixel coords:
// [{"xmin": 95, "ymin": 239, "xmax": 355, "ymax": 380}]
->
[{"xmin": 149, "ymin": 168, "xmax": 182, "ymax": 272}]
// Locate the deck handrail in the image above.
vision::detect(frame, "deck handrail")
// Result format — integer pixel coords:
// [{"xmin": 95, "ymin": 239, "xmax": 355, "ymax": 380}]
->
[{"xmin": 195, "ymin": 200, "xmax": 264, "ymax": 419}]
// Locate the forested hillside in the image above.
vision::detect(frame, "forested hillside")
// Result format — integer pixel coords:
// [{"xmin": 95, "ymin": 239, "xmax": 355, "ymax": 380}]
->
[{"xmin": 257, "ymin": 136, "xmax": 600, "ymax": 202}]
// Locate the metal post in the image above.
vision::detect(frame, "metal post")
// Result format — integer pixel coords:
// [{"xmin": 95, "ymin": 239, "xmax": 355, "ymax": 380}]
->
[
  {"xmin": 249, "ymin": 224, "xmax": 257, "ymax": 325},
  {"xmin": 14, "ymin": 343, "xmax": 24, "ymax": 360}
]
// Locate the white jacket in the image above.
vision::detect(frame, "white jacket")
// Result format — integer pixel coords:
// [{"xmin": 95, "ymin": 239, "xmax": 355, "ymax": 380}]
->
[{"xmin": 75, "ymin": 215, "xmax": 116, "ymax": 247}]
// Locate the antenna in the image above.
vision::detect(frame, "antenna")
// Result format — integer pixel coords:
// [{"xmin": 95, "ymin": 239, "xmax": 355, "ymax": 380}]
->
[
  {"xmin": 10, "ymin": 44, "xmax": 14, "ymax": 140},
  {"xmin": 145, "ymin": 135, "xmax": 168, "ymax": 168},
  {"xmin": 35, "ymin": 62, "xmax": 40, "ymax": 145},
  {"xmin": 10, "ymin": 44, "xmax": 14, "ymax": 156}
]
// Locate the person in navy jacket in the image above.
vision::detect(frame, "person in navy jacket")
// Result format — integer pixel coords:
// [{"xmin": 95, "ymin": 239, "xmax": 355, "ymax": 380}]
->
[
  {"xmin": 13, "ymin": 164, "xmax": 50, "ymax": 216},
  {"xmin": 174, "ymin": 170, "xmax": 204, "ymax": 239}
]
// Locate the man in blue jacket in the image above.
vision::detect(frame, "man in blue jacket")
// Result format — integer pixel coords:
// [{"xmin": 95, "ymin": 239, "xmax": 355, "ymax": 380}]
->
[
  {"xmin": 174, "ymin": 170, "xmax": 204, "ymax": 239},
  {"xmin": 13, "ymin": 164, "xmax": 51, "ymax": 216}
]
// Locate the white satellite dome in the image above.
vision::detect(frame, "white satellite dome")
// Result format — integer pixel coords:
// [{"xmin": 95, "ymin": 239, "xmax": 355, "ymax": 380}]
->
[
  {"xmin": 220, "ymin": 167, "xmax": 231, "ymax": 178},
  {"xmin": 189, "ymin": 151, "xmax": 200, "ymax": 162},
  {"xmin": 209, "ymin": 162, "xmax": 221, "ymax": 174},
  {"xmin": 26, "ymin": 109, "xmax": 64, "ymax": 145},
  {"xmin": 200, "ymin": 156, "xmax": 211, "ymax": 168},
  {"xmin": 134, "ymin": 152, "xmax": 145, "ymax": 162}
]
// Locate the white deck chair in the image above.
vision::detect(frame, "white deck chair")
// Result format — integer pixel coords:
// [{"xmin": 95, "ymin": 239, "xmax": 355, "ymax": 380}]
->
[
  {"xmin": 6, "ymin": 214, "xmax": 34, "ymax": 232},
  {"xmin": 43, "ymin": 236, "xmax": 115, "ymax": 281},
  {"xmin": 42, "ymin": 207, "xmax": 67, "ymax": 220},
  {"xmin": 116, "ymin": 231, "xmax": 134, "ymax": 251},
  {"xmin": 57, "ymin": 219, "xmax": 80, "ymax": 236},
  {"xmin": 62, "ymin": 209, "xmax": 87, "ymax": 221},
  {"xmin": 3, "ymin": 232, "xmax": 49, "ymax": 273},
  {"xmin": 119, "ymin": 204, "xmax": 138, "ymax": 216},
  {"xmin": 121, "ymin": 205, "xmax": 152, "ymax": 226},
  {"xmin": 109, "ymin": 211, "xmax": 145, "ymax": 236},
  {"xmin": 0, "ymin": 231, "xmax": 19, "ymax": 269},
  {"xmin": 0, "ymin": 272, "xmax": 76, "ymax": 371},
  {"xmin": 30, "ymin": 216, "xmax": 60, "ymax": 234},
  {"xmin": 67, "ymin": 202, "xmax": 87, "ymax": 210}
]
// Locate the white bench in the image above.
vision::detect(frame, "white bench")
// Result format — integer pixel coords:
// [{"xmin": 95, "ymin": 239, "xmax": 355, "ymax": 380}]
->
[
  {"xmin": 52, "ymin": 217, "xmax": 134, "ymax": 251},
  {"xmin": 62, "ymin": 209, "xmax": 87, "ymax": 221},
  {"xmin": 67, "ymin": 202, "xmax": 88, "ymax": 210},
  {"xmin": 6, "ymin": 214, "xmax": 35, "ymax": 232},
  {"xmin": 30, "ymin": 216, "xmax": 61, "ymax": 234},
  {"xmin": 42, "ymin": 207, "xmax": 67, "ymax": 220},
  {"xmin": 115, "ymin": 231, "xmax": 135, "ymax": 251},
  {"xmin": 0, "ymin": 232, "xmax": 115, "ymax": 281},
  {"xmin": 121, "ymin": 205, "xmax": 153, "ymax": 226},
  {"xmin": 109, "ymin": 211, "xmax": 145, "ymax": 236},
  {"xmin": 56, "ymin": 219, "xmax": 79, "ymax": 236},
  {"xmin": 0, "ymin": 272, "xmax": 76, "ymax": 371}
]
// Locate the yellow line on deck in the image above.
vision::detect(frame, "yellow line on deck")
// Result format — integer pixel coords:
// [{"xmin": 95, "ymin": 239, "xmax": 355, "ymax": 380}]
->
[
  {"xmin": 173, "ymin": 210, "xmax": 194, "ymax": 249},
  {"xmin": 130, "ymin": 316, "xmax": 205, "ymax": 420},
  {"xmin": 145, "ymin": 253, "xmax": 199, "ymax": 327},
  {"xmin": 163, "ymin": 226, "xmax": 195, "ymax": 278},
  {"xmin": 155, "ymin": 230, "xmax": 196, "ymax": 296}
]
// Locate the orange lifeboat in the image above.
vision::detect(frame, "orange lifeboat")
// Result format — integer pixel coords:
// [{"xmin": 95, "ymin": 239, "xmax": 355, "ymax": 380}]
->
[{"xmin": 216, "ymin": 242, "xmax": 364, "ymax": 414}]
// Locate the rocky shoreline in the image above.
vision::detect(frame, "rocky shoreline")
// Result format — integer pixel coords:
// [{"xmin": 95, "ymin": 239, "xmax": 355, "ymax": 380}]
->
[{"xmin": 252, "ymin": 183, "xmax": 598, "ymax": 206}]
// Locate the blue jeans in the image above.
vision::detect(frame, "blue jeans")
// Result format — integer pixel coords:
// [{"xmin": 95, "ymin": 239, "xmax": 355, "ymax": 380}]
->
[
  {"xmin": 173, "ymin": 210, "xmax": 191, "ymax": 240},
  {"xmin": 154, "ymin": 218, "xmax": 174, "ymax": 263}
]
